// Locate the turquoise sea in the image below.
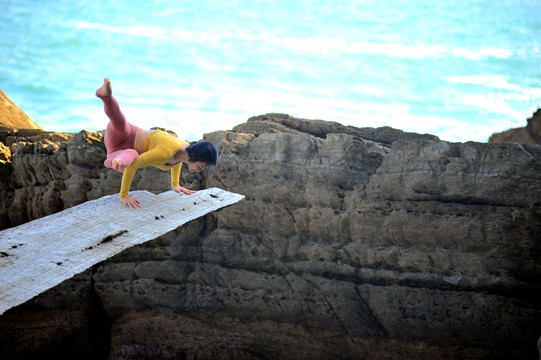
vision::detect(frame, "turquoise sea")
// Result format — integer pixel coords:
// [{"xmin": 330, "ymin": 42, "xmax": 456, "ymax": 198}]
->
[{"xmin": 1, "ymin": 0, "xmax": 540, "ymax": 142}]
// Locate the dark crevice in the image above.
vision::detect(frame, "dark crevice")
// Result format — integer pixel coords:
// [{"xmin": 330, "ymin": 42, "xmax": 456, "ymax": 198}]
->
[{"xmin": 88, "ymin": 264, "xmax": 114, "ymax": 360}]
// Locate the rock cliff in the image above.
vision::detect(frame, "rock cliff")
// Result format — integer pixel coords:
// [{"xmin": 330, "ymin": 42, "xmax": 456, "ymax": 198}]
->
[
  {"xmin": 0, "ymin": 89, "xmax": 43, "ymax": 130},
  {"xmin": 0, "ymin": 127, "xmax": 201, "ymax": 229},
  {"xmin": 1, "ymin": 112, "xmax": 540, "ymax": 359},
  {"xmin": 489, "ymin": 108, "xmax": 541, "ymax": 144}
]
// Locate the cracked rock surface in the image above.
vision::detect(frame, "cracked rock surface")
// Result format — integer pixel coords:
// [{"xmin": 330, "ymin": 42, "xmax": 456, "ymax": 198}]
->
[{"xmin": 1, "ymin": 113, "xmax": 540, "ymax": 359}]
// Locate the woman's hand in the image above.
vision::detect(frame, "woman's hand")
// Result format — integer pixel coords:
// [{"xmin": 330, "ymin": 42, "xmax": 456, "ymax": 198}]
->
[
  {"xmin": 173, "ymin": 186, "xmax": 196, "ymax": 195},
  {"xmin": 120, "ymin": 197, "xmax": 143, "ymax": 210}
]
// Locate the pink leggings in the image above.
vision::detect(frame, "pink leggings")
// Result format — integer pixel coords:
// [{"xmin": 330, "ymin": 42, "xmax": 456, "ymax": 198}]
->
[{"xmin": 97, "ymin": 94, "xmax": 140, "ymax": 173}]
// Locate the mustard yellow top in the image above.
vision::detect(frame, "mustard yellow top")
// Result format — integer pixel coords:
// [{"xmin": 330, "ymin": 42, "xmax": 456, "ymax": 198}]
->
[{"xmin": 120, "ymin": 130, "xmax": 189, "ymax": 198}]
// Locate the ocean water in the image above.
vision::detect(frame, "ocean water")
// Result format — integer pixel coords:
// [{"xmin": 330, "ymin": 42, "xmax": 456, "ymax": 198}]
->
[{"xmin": 1, "ymin": 0, "xmax": 540, "ymax": 142}]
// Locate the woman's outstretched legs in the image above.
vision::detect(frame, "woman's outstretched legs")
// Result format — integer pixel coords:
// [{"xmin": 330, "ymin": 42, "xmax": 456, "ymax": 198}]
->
[{"xmin": 96, "ymin": 78, "xmax": 139, "ymax": 173}]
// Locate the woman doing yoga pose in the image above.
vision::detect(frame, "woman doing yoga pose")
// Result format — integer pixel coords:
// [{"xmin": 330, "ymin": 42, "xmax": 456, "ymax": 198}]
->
[{"xmin": 96, "ymin": 78, "xmax": 218, "ymax": 210}]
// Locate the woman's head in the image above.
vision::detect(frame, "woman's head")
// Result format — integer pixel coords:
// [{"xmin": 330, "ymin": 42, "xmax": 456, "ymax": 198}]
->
[{"xmin": 186, "ymin": 141, "xmax": 219, "ymax": 167}]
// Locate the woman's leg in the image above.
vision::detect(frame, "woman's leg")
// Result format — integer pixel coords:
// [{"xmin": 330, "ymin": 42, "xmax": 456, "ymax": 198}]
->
[
  {"xmin": 104, "ymin": 149, "xmax": 139, "ymax": 173},
  {"xmin": 96, "ymin": 78, "xmax": 139, "ymax": 172},
  {"xmin": 96, "ymin": 78, "xmax": 130, "ymax": 151}
]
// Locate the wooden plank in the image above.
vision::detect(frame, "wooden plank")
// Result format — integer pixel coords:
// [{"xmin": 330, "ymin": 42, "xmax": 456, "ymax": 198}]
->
[{"xmin": 0, "ymin": 188, "xmax": 244, "ymax": 314}]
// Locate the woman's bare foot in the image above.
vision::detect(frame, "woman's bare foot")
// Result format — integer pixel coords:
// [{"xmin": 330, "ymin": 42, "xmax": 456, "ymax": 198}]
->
[
  {"xmin": 112, "ymin": 157, "xmax": 122, "ymax": 170},
  {"xmin": 96, "ymin": 78, "xmax": 112, "ymax": 97}
]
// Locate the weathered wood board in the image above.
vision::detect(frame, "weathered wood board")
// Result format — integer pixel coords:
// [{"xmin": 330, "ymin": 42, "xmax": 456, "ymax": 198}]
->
[{"xmin": 0, "ymin": 187, "xmax": 244, "ymax": 314}]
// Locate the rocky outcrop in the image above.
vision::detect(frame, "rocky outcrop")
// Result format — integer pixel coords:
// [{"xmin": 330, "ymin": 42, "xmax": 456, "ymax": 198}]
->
[
  {"xmin": 0, "ymin": 89, "xmax": 43, "ymax": 130},
  {"xmin": 0, "ymin": 127, "xmax": 201, "ymax": 229},
  {"xmin": 1, "ymin": 113, "xmax": 540, "ymax": 359},
  {"xmin": 489, "ymin": 108, "xmax": 541, "ymax": 144}
]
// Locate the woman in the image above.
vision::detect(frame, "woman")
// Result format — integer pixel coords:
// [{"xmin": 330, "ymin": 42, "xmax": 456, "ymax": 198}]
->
[{"xmin": 96, "ymin": 78, "xmax": 218, "ymax": 210}]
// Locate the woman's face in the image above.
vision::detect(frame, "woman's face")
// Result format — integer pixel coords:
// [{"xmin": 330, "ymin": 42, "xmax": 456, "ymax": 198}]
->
[{"xmin": 188, "ymin": 161, "xmax": 206, "ymax": 173}]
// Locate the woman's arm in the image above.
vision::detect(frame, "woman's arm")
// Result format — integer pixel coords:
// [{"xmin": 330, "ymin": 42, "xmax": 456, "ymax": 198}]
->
[
  {"xmin": 170, "ymin": 162, "xmax": 196, "ymax": 195},
  {"xmin": 120, "ymin": 197, "xmax": 143, "ymax": 210},
  {"xmin": 172, "ymin": 186, "xmax": 196, "ymax": 195},
  {"xmin": 119, "ymin": 146, "xmax": 174, "ymax": 199},
  {"xmin": 119, "ymin": 164, "xmax": 138, "ymax": 199},
  {"xmin": 170, "ymin": 162, "xmax": 181, "ymax": 189}
]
